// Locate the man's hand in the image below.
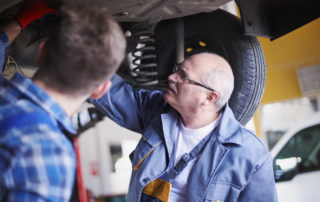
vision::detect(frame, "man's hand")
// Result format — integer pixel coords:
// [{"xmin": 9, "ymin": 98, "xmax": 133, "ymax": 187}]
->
[{"xmin": 16, "ymin": 0, "xmax": 58, "ymax": 29}]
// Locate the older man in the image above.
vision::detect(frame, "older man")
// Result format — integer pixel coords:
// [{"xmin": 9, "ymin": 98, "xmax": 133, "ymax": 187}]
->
[
  {"xmin": 0, "ymin": 1, "xmax": 125, "ymax": 201},
  {"xmin": 92, "ymin": 53, "xmax": 277, "ymax": 202}
]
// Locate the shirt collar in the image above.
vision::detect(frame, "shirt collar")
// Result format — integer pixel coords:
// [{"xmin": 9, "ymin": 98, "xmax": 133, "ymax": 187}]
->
[
  {"xmin": 162, "ymin": 104, "xmax": 243, "ymax": 145},
  {"xmin": 178, "ymin": 113, "xmax": 221, "ymax": 136},
  {"xmin": 9, "ymin": 73, "xmax": 77, "ymax": 135},
  {"xmin": 217, "ymin": 104, "xmax": 243, "ymax": 145}
]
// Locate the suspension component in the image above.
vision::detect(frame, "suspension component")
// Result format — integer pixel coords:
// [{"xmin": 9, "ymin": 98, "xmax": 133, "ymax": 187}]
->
[
  {"xmin": 130, "ymin": 23, "xmax": 159, "ymax": 87},
  {"xmin": 176, "ymin": 18, "xmax": 185, "ymax": 64}
]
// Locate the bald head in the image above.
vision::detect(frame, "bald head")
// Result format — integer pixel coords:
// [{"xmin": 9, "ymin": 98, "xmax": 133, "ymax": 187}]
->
[
  {"xmin": 186, "ymin": 53, "xmax": 234, "ymax": 111},
  {"xmin": 187, "ymin": 53, "xmax": 233, "ymax": 77}
]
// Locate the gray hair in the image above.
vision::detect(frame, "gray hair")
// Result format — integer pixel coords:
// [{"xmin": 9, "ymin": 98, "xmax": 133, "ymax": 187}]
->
[{"xmin": 201, "ymin": 67, "xmax": 234, "ymax": 111}]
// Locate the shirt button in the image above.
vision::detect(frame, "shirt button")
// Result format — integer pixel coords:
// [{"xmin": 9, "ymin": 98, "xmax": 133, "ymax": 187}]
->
[{"xmin": 142, "ymin": 137, "xmax": 147, "ymax": 141}]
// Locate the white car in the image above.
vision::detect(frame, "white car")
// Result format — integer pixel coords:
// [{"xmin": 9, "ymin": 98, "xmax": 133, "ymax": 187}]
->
[{"xmin": 271, "ymin": 112, "xmax": 320, "ymax": 202}]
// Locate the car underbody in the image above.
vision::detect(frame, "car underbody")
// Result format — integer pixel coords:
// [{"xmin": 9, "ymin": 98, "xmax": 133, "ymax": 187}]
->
[{"xmin": 0, "ymin": 0, "xmax": 319, "ymax": 124}]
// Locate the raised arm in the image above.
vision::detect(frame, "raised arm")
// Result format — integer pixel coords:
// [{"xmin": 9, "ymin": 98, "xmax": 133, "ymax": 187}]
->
[
  {"xmin": 0, "ymin": 0, "xmax": 57, "ymax": 72},
  {"xmin": 90, "ymin": 74, "xmax": 166, "ymax": 133}
]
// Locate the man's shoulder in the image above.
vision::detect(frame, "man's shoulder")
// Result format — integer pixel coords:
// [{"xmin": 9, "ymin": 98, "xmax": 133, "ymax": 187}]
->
[
  {"xmin": 0, "ymin": 99, "xmax": 59, "ymax": 134},
  {"xmin": 1, "ymin": 99, "xmax": 51, "ymax": 118},
  {"xmin": 232, "ymin": 126, "xmax": 271, "ymax": 166},
  {"xmin": 240, "ymin": 126, "xmax": 268, "ymax": 149},
  {"xmin": 0, "ymin": 100, "xmax": 74, "ymax": 159},
  {"xmin": 219, "ymin": 105, "xmax": 269, "ymax": 155},
  {"xmin": 0, "ymin": 76, "xmax": 17, "ymax": 100}
]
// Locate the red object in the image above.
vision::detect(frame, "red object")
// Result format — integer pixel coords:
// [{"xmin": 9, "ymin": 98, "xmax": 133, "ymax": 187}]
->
[
  {"xmin": 16, "ymin": 0, "xmax": 58, "ymax": 29},
  {"xmin": 73, "ymin": 138, "xmax": 88, "ymax": 202},
  {"xmin": 90, "ymin": 162, "xmax": 100, "ymax": 176}
]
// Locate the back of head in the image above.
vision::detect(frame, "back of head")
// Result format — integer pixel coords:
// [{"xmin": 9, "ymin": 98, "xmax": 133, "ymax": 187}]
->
[
  {"xmin": 196, "ymin": 53, "xmax": 234, "ymax": 111},
  {"xmin": 33, "ymin": 3, "xmax": 126, "ymax": 97}
]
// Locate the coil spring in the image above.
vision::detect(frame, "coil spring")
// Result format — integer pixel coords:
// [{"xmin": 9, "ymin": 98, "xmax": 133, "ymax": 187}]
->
[{"xmin": 130, "ymin": 23, "xmax": 159, "ymax": 87}]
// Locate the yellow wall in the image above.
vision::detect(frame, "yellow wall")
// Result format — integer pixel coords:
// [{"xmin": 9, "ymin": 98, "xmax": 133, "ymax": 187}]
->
[
  {"xmin": 258, "ymin": 18, "xmax": 320, "ymax": 104},
  {"xmin": 253, "ymin": 18, "xmax": 320, "ymax": 138}
]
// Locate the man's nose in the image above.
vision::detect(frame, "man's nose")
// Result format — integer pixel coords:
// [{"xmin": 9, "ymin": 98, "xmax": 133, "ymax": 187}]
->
[{"xmin": 168, "ymin": 72, "xmax": 180, "ymax": 83}]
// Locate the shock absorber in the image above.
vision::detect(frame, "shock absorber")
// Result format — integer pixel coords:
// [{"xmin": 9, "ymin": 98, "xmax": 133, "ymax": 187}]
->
[{"xmin": 130, "ymin": 23, "xmax": 159, "ymax": 87}]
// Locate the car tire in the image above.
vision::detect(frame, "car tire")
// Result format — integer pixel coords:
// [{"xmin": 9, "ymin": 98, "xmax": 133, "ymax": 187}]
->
[{"xmin": 153, "ymin": 9, "xmax": 266, "ymax": 125}]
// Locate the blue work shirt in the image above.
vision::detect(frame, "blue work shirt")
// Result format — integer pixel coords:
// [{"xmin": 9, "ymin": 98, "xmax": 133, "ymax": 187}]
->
[
  {"xmin": 0, "ymin": 31, "xmax": 76, "ymax": 201},
  {"xmin": 91, "ymin": 75, "xmax": 278, "ymax": 202}
]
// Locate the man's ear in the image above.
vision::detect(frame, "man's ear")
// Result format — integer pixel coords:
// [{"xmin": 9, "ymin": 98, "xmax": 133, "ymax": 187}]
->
[
  {"xmin": 91, "ymin": 80, "xmax": 112, "ymax": 99},
  {"xmin": 203, "ymin": 91, "xmax": 219, "ymax": 105},
  {"xmin": 36, "ymin": 40, "xmax": 46, "ymax": 65}
]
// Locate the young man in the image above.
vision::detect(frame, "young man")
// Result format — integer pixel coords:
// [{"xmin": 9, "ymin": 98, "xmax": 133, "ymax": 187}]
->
[
  {"xmin": 91, "ymin": 53, "xmax": 278, "ymax": 202},
  {"xmin": 0, "ymin": 1, "xmax": 126, "ymax": 201}
]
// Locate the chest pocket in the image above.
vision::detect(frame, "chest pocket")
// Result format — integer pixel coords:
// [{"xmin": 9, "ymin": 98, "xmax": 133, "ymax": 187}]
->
[
  {"xmin": 203, "ymin": 181, "xmax": 242, "ymax": 202},
  {"xmin": 129, "ymin": 124, "xmax": 163, "ymax": 170}
]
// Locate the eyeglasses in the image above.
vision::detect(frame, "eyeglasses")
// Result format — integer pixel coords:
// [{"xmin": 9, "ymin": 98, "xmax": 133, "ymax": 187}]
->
[{"xmin": 173, "ymin": 63, "xmax": 215, "ymax": 92}]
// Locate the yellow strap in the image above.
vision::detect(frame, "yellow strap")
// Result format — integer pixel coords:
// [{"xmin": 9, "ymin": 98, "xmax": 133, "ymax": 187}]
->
[{"xmin": 142, "ymin": 178, "xmax": 172, "ymax": 202}]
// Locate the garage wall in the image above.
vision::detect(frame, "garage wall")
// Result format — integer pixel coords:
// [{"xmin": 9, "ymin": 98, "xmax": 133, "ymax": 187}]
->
[
  {"xmin": 253, "ymin": 18, "xmax": 320, "ymax": 139},
  {"xmin": 258, "ymin": 18, "xmax": 320, "ymax": 104},
  {"xmin": 79, "ymin": 117, "xmax": 140, "ymax": 197}
]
